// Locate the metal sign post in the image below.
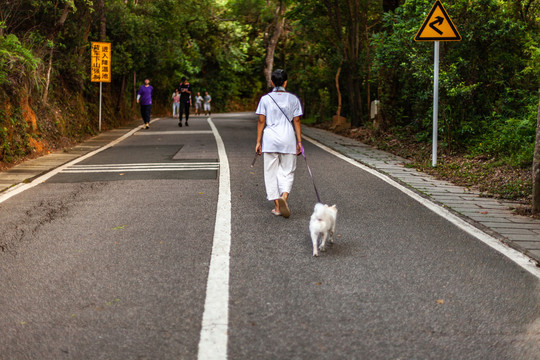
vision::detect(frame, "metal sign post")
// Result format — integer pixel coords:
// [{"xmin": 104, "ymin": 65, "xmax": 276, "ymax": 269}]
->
[
  {"xmin": 414, "ymin": 1, "xmax": 461, "ymax": 167},
  {"xmin": 99, "ymin": 82, "xmax": 103, "ymax": 132},
  {"xmin": 432, "ymin": 41, "xmax": 439, "ymax": 167}
]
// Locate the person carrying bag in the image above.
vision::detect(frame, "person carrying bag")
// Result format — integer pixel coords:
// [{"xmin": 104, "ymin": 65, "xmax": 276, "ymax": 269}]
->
[{"xmin": 255, "ymin": 69, "xmax": 303, "ymax": 218}]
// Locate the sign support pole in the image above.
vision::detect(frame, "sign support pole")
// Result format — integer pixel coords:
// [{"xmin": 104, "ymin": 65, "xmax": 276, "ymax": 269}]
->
[
  {"xmin": 91, "ymin": 41, "xmax": 111, "ymax": 132},
  {"xmin": 432, "ymin": 40, "xmax": 439, "ymax": 167},
  {"xmin": 99, "ymin": 81, "xmax": 102, "ymax": 132}
]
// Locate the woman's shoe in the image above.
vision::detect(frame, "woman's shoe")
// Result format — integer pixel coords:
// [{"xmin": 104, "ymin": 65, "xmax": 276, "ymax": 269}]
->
[{"xmin": 277, "ymin": 197, "xmax": 290, "ymax": 218}]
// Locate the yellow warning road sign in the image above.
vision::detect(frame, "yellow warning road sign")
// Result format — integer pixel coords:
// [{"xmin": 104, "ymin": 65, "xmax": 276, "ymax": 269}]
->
[{"xmin": 415, "ymin": 0, "xmax": 461, "ymax": 41}]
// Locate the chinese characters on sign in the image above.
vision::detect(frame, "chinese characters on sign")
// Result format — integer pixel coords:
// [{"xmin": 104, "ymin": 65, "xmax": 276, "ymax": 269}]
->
[{"xmin": 91, "ymin": 42, "xmax": 111, "ymax": 82}]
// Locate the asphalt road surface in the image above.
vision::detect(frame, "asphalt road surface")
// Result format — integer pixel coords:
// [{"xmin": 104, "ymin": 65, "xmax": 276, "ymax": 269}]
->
[{"xmin": 0, "ymin": 113, "xmax": 538, "ymax": 359}]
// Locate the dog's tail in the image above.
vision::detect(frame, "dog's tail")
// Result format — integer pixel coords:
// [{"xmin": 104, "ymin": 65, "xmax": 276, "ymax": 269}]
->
[{"xmin": 313, "ymin": 203, "xmax": 326, "ymax": 217}]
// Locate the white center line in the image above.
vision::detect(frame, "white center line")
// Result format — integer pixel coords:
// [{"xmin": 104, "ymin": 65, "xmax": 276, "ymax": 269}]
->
[{"xmin": 198, "ymin": 118, "xmax": 231, "ymax": 360}]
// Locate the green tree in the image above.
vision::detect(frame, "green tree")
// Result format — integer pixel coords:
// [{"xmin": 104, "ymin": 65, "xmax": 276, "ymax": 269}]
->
[{"xmin": 534, "ymin": 95, "xmax": 540, "ymax": 213}]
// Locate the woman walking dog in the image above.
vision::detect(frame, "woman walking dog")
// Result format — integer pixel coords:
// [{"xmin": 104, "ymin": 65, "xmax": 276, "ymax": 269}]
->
[{"xmin": 255, "ymin": 69, "xmax": 303, "ymax": 218}]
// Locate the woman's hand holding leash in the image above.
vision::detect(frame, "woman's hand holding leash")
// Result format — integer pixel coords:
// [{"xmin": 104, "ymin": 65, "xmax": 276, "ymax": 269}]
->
[
  {"xmin": 296, "ymin": 142, "xmax": 303, "ymax": 156},
  {"xmin": 250, "ymin": 153, "xmax": 259, "ymax": 168},
  {"xmin": 251, "ymin": 143, "xmax": 262, "ymax": 168}
]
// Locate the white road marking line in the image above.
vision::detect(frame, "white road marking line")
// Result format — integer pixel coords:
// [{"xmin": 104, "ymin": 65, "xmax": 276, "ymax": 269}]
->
[
  {"xmin": 62, "ymin": 168, "xmax": 218, "ymax": 173},
  {"xmin": 62, "ymin": 163, "xmax": 219, "ymax": 173},
  {"xmin": 0, "ymin": 119, "xmax": 161, "ymax": 204},
  {"xmin": 303, "ymin": 135, "xmax": 540, "ymax": 280},
  {"xmin": 68, "ymin": 163, "xmax": 217, "ymax": 168},
  {"xmin": 198, "ymin": 118, "xmax": 231, "ymax": 360},
  {"xmin": 134, "ymin": 130, "xmax": 213, "ymax": 135}
]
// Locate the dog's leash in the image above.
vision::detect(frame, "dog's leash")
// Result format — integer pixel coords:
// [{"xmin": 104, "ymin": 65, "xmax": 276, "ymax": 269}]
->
[
  {"xmin": 299, "ymin": 144, "xmax": 322, "ymax": 203},
  {"xmin": 250, "ymin": 152, "xmax": 259, "ymax": 168},
  {"xmin": 267, "ymin": 93, "xmax": 322, "ymax": 203}
]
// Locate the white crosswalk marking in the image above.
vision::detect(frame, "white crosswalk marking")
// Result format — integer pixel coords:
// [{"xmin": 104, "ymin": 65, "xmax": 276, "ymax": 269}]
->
[
  {"xmin": 134, "ymin": 130, "xmax": 214, "ymax": 136},
  {"xmin": 61, "ymin": 162, "xmax": 219, "ymax": 173}
]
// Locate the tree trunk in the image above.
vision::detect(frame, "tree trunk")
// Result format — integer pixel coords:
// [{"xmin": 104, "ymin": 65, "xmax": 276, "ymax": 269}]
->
[
  {"xmin": 532, "ymin": 95, "xmax": 540, "ymax": 213},
  {"xmin": 99, "ymin": 0, "xmax": 107, "ymax": 41},
  {"xmin": 42, "ymin": 2, "xmax": 72, "ymax": 104},
  {"xmin": 42, "ymin": 47, "xmax": 54, "ymax": 104},
  {"xmin": 263, "ymin": 1, "xmax": 286, "ymax": 89},
  {"xmin": 132, "ymin": 71, "xmax": 137, "ymax": 110},
  {"xmin": 365, "ymin": 18, "xmax": 379, "ymax": 120},
  {"xmin": 335, "ymin": 65, "xmax": 342, "ymax": 117},
  {"xmin": 345, "ymin": 61, "xmax": 363, "ymax": 127},
  {"xmin": 324, "ymin": 0, "xmax": 363, "ymax": 127},
  {"xmin": 117, "ymin": 74, "xmax": 126, "ymax": 113}
]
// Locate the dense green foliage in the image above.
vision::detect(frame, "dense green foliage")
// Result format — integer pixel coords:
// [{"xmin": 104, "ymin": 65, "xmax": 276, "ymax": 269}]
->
[
  {"xmin": 371, "ymin": 0, "xmax": 539, "ymax": 167},
  {"xmin": 0, "ymin": 0, "xmax": 538, "ymax": 170}
]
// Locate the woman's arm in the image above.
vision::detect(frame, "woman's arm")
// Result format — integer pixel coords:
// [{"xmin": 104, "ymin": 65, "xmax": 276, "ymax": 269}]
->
[
  {"xmin": 255, "ymin": 114, "xmax": 266, "ymax": 154},
  {"xmin": 293, "ymin": 116, "xmax": 302, "ymax": 155}
]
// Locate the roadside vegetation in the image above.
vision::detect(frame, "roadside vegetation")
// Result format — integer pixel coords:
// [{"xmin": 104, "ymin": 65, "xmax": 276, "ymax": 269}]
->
[{"xmin": 0, "ymin": 0, "xmax": 539, "ymax": 210}]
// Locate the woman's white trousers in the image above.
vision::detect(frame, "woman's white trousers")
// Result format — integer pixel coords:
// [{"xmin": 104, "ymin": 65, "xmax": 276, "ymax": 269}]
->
[{"xmin": 263, "ymin": 152, "xmax": 297, "ymax": 201}]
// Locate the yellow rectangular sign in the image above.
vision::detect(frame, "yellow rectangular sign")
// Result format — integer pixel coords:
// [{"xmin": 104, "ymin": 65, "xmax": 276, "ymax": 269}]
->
[{"xmin": 90, "ymin": 42, "xmax": 111, "ymax": 82}]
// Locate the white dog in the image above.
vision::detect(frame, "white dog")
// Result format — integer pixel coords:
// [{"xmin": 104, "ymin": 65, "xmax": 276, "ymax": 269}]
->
[{"xmin": 309, "ymin": 203, "xmax": 338, "ymax": 257}]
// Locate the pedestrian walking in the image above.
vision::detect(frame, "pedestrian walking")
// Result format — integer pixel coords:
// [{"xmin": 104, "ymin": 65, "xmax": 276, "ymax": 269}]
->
[
  {"xmin": 137, "ymin": 78, "xmax": 153, "ymax": 129},
  {"xmin": 195, "ymin": 92, "xmax": 203, "ymax": 116},
  {"xmin": 255, "ymin": 69, "xmax": 303, "ymax": 218},
  {"xmin": 171, "ymin": 89, "xmax": 180, "ymax": 117},
  {"xmin": 177, "ymin": 77, "xmax": 192, "ymax": 127},
  {"xmin": 203, "ymin": 91, "xmax": 212, "ymax": 116}
]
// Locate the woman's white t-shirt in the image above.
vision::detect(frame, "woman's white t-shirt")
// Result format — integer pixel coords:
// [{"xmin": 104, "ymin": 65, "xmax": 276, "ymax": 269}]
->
[{"xmin": 255, "ymin": 91, "xmax": 303, "ymax": 154}]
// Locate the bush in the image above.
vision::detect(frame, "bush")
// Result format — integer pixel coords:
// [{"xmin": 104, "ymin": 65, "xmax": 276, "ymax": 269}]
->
[
  {"xmin": 0, "ymin": 33, "xmax": 40, "ymax": 89},
  {"xmin": 471, "ymin": 112, "xmax": 537, "ymax": 167}
]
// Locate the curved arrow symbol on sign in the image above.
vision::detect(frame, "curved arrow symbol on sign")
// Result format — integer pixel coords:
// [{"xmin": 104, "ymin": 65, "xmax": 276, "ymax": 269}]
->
[{"xmin": 429, "ymin": 16, "xmax": 444, "ymax": 35}]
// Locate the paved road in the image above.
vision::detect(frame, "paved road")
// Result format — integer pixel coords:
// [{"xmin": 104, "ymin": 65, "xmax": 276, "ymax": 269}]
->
[{"xmin": 0, "ymin": 114, "xmax": 539, "ymax": 359}]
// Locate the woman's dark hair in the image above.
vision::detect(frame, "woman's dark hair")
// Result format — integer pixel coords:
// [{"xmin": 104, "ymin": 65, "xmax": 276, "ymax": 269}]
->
[{"xmin": 271, "ymin": 69, "xmax": 288, "ymax": 87}]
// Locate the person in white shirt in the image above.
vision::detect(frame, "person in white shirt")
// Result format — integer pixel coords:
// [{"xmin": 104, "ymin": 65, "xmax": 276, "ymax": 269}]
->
[
  {"xmin": 255, "ymin": 69, "xmax": 303, "ymax": 218},
  {"xmin": 195, "ymin": 92, "xmax": 203, "ymax": 116},
  {"xmin": 171, "ymin": 89, "xmax": 180, "ymax": 117},
  {"xmin": 203, "ymin": 92, "xmax": 212, "ymax": 115}
]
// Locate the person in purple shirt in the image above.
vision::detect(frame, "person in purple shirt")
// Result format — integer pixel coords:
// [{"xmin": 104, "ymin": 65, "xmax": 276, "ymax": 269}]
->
[{"xmin": 137, "ymin": 78, "xmax": 153, "ymax": 129}]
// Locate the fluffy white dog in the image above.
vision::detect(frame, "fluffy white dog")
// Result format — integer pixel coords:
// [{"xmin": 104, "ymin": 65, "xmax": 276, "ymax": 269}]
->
[{"xmin": 309, "ymin": 203, "xmax": 338, "ymax": 257}]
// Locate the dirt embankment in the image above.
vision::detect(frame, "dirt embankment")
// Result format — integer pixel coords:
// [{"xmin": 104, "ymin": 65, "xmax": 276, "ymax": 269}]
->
[{"xmin": 0, "ymin": 86, "xmax": 136, "ymax": 171}]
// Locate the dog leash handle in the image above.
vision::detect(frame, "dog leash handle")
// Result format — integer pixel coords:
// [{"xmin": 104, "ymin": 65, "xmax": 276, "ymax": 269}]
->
[{"xmin": 250, "ymin": 153, "xmax": 259, "ymax": 168}]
